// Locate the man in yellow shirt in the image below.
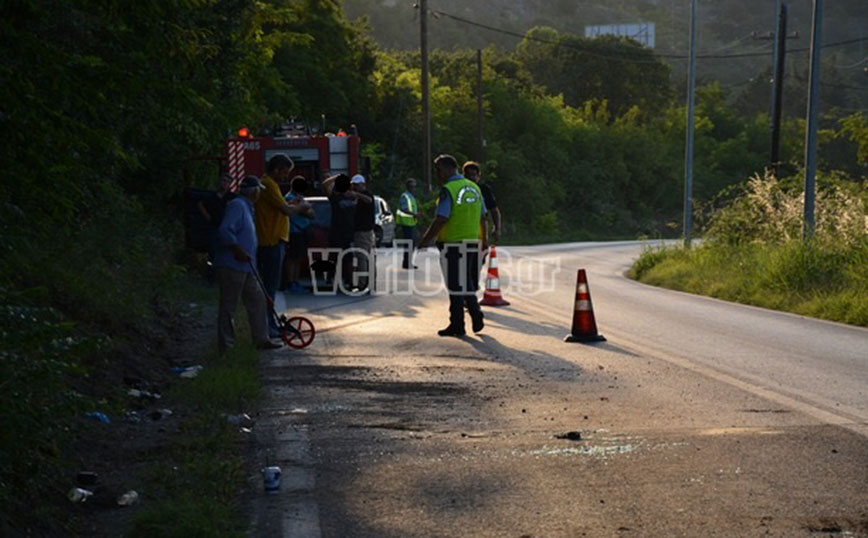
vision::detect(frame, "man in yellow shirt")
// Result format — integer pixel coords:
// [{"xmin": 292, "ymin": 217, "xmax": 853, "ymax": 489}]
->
[{"xmin": 255, "ymin": 154, "xmax": 311, "ymax": 336}]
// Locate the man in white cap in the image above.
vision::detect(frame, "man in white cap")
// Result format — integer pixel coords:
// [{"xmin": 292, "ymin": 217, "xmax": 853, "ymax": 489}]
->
[
  {"xmin": 214, "ymin": 176, "xmax": 282, "ymax": 352},
  {"xmin": 350, "ymin": 174, "xmax": 375, "ymax": 292}
]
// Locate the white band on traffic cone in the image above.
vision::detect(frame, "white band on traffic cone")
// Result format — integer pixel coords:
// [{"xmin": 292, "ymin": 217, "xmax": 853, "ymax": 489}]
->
[{"xmin": 575, "ymin": 299, "xmax": 591, "ymax": 311}]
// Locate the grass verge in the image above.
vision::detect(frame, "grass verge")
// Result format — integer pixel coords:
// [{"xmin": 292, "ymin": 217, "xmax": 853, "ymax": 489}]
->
[
  {"xmin": 629, "ymin": 239, "xmax": 868, "ymax": 327},
  {"xmin": 127, "ymin": 343, "xmax": 261, "ymax": 538}
]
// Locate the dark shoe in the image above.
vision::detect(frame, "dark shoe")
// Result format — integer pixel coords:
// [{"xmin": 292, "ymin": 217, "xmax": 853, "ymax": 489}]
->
[
  {"xmin": 256, "ymin": 340, "xmax": 283, "ymax": 350},
  {"xmin": 471, "ymin": 311, "xmax": 484, "ymax": 333},
  {"xmin": 438, "ymin": 326, "xmax": 466, "ymax": 337},
  {"xmin": 402, "ymin": 263, "xmax": 418, "ymax": 270}
]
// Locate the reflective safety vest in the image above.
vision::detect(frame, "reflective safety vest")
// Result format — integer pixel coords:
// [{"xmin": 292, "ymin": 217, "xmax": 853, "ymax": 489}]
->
[
  {"xmin": 437, "ymin": 178, "xmax": 483, "ymax": 243},
  {"xmin": 396, "ymin": 191, "xmax": 418, "ymax": 227}
]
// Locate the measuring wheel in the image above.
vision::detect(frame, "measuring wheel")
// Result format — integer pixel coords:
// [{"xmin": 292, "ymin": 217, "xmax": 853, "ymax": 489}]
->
[{"xmin": 279, "ymin": 315, "xmax": 316, "ymax": 349}]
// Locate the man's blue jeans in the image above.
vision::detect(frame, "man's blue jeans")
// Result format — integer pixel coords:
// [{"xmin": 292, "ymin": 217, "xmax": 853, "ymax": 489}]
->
[{"xmin": 257, "ymin": 241, "xmax": 285, "ymax": 333}]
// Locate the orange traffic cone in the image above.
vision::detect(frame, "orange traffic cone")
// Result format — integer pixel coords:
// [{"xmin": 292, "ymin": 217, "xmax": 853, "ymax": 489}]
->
[
  {"xmin": 564, "ymin": 269, "xmax": 605, "ymax": 343},
  {"xmin": 479, "ymin": 246, "xmax": 510, "ymax": 306}
]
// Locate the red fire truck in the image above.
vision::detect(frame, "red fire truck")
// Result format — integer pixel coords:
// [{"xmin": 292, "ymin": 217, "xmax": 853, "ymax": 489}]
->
[
  {"xmin": 224, "ymin": 121, "xmax": 363, "ymax": 194},
  {"xmin": 185, "ymin": 121, "xmax": 364, "ymax": 252}
]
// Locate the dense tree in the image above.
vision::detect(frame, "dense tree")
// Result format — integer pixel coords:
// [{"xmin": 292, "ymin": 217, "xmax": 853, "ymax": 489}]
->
[{"xmin": 515, "ymin": 27, "xmax": 672, "ymax": 117}]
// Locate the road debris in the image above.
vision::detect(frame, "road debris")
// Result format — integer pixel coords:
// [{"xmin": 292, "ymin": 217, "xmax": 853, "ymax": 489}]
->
[
  {"xmin": 172, "ymin": 365, "xmax": 203, "ymax": 378},
  {"xmin": 148, "ymin": 409, "xmax": 173, "ymax": 421},
  {"xmin": 262, "ymin": 466, "xmax": 281, "ymax": 492},
  {"xmin": 68, "ymin": 488, "xmax": 93, "ymax": 503},
  {"xmin": 117, "ymin": 490, "xmax": 139, "ymax": 506},
  {"xmin": 128, "ymin": 388, "xmax": 161, "ymax": 400},
  {"xmin": 225, "ymin": 413, "xmax": 254, "ymax": 427},
  {"xmin": 84, "ymin": 412, "xmax": 110, "ymax": 424},
  {"xmin": 76, "ymin": 471, "xmax": 98, "ymax": 486}
]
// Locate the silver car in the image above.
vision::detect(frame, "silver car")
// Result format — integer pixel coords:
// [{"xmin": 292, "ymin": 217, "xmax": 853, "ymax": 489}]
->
[{"xmin": 373, "ymin": 195, "xmax": 396, "ymax": 247}]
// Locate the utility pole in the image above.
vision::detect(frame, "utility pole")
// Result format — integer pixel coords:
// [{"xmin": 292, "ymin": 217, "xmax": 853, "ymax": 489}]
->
[
  {"xmin": 683, "ymin": 0, "xmax": 697, "ymax": 247},
  {"xmin": 476, "ymin": 49, "xmax": 484, "ymax": 164},
  {"xmin": 769, "ymin": 0, "xmax": 782, "ymax": 119},
  {"xmin": 420, "ymin": 0, "xmax": 432, "ymax": 192},
  {"xmin": 770, "ymin": 3, "xmax": 788, "ymax": 176},
  {"xmin": 803, "ymin": 0, "xmax": 823, "ymax": 239}
]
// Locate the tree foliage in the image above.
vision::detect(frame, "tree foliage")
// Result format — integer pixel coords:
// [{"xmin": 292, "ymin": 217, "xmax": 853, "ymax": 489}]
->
[{"xmin": 515, "ymin": 27, "xmax": 672, "ymax": 117}]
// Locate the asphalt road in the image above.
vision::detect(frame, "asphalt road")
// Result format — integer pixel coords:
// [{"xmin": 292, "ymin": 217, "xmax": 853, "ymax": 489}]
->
[{"xmin": 249, "ymin": 241, "xmax": 868, "ymax": 538}]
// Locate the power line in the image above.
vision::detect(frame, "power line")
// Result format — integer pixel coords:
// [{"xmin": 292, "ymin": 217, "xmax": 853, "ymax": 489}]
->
[
  {"xmin": 429, "ymin": 8, "xmax": 666, "ymax": 65},
  {"xmin": 831, "ymin": 56, "xmax": 868, "ymax": 69},
  {"xmin": 695, "ymin": 37, "xmax": 868, "ymax": 59},
  {"xmin": 429, "ymin": 9, "xmax": 868, "ymax": 63},
  {"xmin": 792, "ymin": 72, "xmax": 868, "ymax": 92},
  {"xmin": 821, "ymin": 82, "xmax": 868, "ymax": 91}
]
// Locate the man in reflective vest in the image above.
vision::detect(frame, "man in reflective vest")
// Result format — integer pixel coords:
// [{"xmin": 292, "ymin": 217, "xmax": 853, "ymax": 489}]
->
[
  {"xmin": 396, "ymin": 178, "xmax": 421, "ymax": 269},
  {"xmin": 418, "ymin": 155, "xmax": 487, "ymax": 337}
]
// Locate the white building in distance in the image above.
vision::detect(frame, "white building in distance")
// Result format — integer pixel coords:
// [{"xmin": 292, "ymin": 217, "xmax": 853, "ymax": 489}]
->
[{"xmin": 585, "ymin": 23, "xmax": 656, "ymax": 48}]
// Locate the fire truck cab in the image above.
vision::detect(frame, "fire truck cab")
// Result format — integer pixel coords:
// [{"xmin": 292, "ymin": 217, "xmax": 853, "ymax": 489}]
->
[{"xmin": 225, "ymin": 121, "xmax": 363, "ymax": 194}]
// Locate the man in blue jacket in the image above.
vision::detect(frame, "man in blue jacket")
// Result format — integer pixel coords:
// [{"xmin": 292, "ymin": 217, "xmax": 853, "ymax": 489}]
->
[{"xmin": 215, "ymin": 176, "xmax": 282, "ymax": 353}]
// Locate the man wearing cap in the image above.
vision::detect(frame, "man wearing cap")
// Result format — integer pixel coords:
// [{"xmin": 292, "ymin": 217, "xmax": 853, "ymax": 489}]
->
[
  {"xmin": 396, "ymin": 178, "xmax": 422, "ymax": 269},
  {"xmin": 255, "ymin": 154, "xmax": 310, "ymax": 336},
  {"xmin": 215, "ymin": 176, "xmax": 281, "ymax": 352},
  {"xmin": 322, "ymin": 173, "xmax": 370, "ymax": 292},
  {"xmin": 350, "ymin": 174, "xmax": 375, "ymax": 292},
  {"xmin": 418, "ymin": 155, "xmax": 487, "ymax": 337}
]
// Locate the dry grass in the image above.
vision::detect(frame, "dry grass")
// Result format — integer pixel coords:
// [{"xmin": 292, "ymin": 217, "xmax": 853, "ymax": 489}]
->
[{"xmin": 631, "ymin": 172, "xmax": 867, "ymax": 326}]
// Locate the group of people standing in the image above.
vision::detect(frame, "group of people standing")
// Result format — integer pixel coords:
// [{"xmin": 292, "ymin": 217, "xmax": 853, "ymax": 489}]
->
[
  {"xmin": 202, "ymin": 154, "xmax": 312, "ymax": 352},
  {"xmin": 199, "ymin": 151, "xmax": 502, "ymax": 349},
  {"xmin": 203, "ymin": 154, "xmax": 381, "ymax": 352}
]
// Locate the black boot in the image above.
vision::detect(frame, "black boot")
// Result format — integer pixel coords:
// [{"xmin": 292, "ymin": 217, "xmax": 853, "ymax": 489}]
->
[{"xmin": 437, "ymin": 325, "xmax": 466, "ymax": 337}]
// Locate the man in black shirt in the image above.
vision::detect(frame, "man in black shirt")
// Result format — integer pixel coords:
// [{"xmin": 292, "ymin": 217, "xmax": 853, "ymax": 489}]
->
[
  {"xmin": 197, "ymin": 173, "xmax": 236, "ymax": 279},
  {"xmin": 322, "ymin": 173, "xmax": 372, "ymax": 292},
  {"xmin": 463, "ymin": 162, "xmax": 501, "ymax": 262}
]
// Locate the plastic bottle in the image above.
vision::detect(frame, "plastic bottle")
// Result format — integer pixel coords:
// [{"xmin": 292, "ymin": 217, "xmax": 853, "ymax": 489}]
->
[
  {"xmin": 68, "ymin": 488, "xmax": 93, "ymax": 503},
  {"xmin": 117, "ymin": 490, "xmax": 139, "ymax": 506},
  {"xmin": 84, "ymin": 412, "xmax": 111, "ymax": 424}
]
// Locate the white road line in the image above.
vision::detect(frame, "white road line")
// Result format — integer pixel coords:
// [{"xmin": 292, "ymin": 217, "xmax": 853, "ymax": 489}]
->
[{"xmin": 514, "ymin": 293, "xmax": 868, "ymax": 438}]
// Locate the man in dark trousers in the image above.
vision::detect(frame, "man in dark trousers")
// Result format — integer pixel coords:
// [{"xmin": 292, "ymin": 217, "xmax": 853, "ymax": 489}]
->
[
  {"xmin": 349, "ymin": 174, "xmax": 375, "ymax": 292},
  {"xmin": 418, "ymin": 155, "xmax": 487, "ymax": 337},
  {"xmin": 255, "ymin": 154, "xmax": 310, "ymax": 336},
  {"xmin": 462, "ymin": 161, "xmax": 501, "ymax": 264},
  {"xmin": 322, "ymin": 173, "xmax": 368, "ymax": 292}
]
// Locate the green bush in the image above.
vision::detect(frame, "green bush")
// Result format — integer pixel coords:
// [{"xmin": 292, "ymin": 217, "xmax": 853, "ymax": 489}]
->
[
  {"xmin": 629, "ymin": 243, "xmax": 679, "ymax": 280},
  {"xmin": 129, "ymin": 345, "xmax": 261, "ymax": 538},
  {"xmin": 631, "ymin": 171, "xmax": 867, "ymax": 326}
]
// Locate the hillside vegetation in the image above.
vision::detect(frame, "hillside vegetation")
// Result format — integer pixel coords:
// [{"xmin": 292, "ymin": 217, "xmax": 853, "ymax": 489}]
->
[
  {"xmin": 0, "ymin": 0, "xmax": 865, "ymax": 534},
  {"xmin": 343, "ymin": 0, "xmax": 868, "ymax": 108},
  {"xmin": 630, "ymin": 172, "xmax": 868, "ymax": 326}
]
